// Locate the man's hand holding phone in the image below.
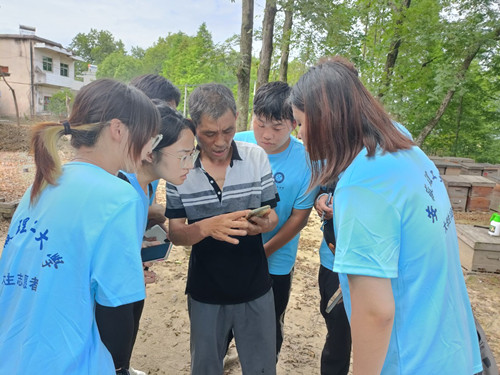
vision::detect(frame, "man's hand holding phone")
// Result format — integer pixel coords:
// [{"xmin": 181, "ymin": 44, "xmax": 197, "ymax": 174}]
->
[
  {"xmin": 244, "ymin": 205, "xmax": 276, "ymax": 236},
  {"xmin": 245, "ymin": 205, "xmax": 271, "ymax": 220}
]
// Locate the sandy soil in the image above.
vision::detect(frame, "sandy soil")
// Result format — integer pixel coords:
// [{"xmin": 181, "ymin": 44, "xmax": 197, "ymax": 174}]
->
[{"xmin": 1, "ymin": 122, "xmax": 499, "ymax": 374}]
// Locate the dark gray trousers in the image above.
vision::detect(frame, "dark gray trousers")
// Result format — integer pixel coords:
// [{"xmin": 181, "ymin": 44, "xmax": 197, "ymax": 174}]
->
[{"xmin": 188, "ymin": 289, "xmax": 276, "ymax": 375}]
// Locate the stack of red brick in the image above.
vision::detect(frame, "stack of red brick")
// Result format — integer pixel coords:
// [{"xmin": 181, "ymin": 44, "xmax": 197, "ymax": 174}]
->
[{"xmin": 431, "ymin": 157, "xmax": 500, "ymax": 212}]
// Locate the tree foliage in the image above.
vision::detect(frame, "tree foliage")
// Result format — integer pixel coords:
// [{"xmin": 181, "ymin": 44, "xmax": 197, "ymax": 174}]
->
[
  {"xmin": 288, "ymin": 0, "xmax": 500, "ymax": 162},
  {"xmin": 94, "ymin": 24, "xmax": 239, "ymax": 113},
  {"xmin": 47, "ymin": 88, "xmax": 74, "ymax": 118},
  {"xmin": 69, "ymin": 29, "xmax": 125, "ymax": 64},
  {"xmin": 67, "ymin": 1, "xmax": 500, "ymax": 162},
  {"xmin": 69, "ymin": 29, "xmax": 125, "ymax": 76}
]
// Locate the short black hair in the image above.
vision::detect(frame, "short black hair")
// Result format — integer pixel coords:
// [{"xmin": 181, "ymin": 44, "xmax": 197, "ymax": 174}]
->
[
  {"xmin": 131, "ymin": 74, "xmax": 181, "ymax": 107},
  {"xmin": 253, "ymin": 81, "xmax": 293, "ymax": 122}
]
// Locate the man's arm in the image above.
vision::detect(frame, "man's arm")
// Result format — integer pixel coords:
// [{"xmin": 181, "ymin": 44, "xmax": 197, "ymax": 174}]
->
[
  {"xmin": 168, "ymin": 210, "xmax": 251, "ymax": 246},
  {"xmin": 348, "ymin": 274, "xmax": 395, "ymax": 375},
  {"xmin": 263, "ymin": 207, "xmax": 312, "ymax": 258}
]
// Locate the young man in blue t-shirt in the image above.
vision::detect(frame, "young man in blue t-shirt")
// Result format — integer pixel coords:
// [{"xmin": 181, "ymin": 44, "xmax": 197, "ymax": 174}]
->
[{"xmin": 234, "ymin": 81, "xmax": 318, "ymax": 360}]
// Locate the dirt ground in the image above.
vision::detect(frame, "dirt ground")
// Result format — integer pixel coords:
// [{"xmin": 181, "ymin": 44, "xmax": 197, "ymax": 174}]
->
[{"xmin": 1, "ymin": 122, "xmax": 499, "ymax": 374}]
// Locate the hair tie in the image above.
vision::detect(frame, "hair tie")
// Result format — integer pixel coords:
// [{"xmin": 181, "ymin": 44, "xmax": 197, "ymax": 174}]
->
[{"xmin": 62, "ymin": 121, "xmax": 71, "ymax": 135}]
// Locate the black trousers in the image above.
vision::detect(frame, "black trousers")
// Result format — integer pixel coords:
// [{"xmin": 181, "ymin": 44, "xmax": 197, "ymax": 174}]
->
[
  {"xmin": 318, "ymin": 265, "xmax": 351, "ymax": 375},
  {"xmin": 270, "ymin": 270, "xmax": 293, "ymax": 360},
  {"xmin": 95, "ymin": 299, "xmax": 145, "ymax": 370}
]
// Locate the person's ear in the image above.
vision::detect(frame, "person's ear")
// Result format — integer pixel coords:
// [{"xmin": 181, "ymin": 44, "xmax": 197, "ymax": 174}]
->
[
  {"xmin": 291, "ymin": 119, "xmax": 298, "ymax": 131},
  {"xmin": 109, "ymin": 119, "xmax": 127, "ymax": 142},
  {"xmin": 144, "ymin": 150, "xmax": 154, "ymax": 164}
]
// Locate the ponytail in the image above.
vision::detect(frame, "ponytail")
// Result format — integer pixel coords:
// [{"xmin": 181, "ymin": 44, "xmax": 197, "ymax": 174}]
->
[
  {"xmin": 29, "ymin": 120, "xmax": 105, "ymax": 204},
  {"xmin": 29, "ymin": 78, "xmax": 159, "ymax": 205},
  {"xmin": 30, "ymin": 122, "xmax": 67, "ymax": 204}
]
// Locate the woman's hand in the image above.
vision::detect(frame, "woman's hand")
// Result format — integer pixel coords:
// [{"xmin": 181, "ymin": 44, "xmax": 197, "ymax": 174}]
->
[{"xmin": 315, "ymin": 193, "xmax": 333, "ymax": 220}]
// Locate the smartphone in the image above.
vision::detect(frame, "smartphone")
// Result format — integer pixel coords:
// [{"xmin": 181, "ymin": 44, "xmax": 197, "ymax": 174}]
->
[
  {"xmin": 144, "ymin": 224, "xmax": 167, "ymax": 242},
  {"xmin": 141, "ymin": 240, "xmax": 173, "ymax": 262},
  {"xmin": 245, "ymin": 205, "xmax": 271, "ymax": 220}
]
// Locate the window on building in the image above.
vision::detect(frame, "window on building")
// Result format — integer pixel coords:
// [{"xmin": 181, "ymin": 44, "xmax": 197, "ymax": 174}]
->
[
  {"xmin": 60, "ymin": 63, "xmax": 69, "ymax": 77},
  {"xmin": 43, "ymin": 57, "xmax": 53, "ymax": 72},
  {"xmin": 43, "ymin": 96, "xmax": 51, "ymax": 111}
]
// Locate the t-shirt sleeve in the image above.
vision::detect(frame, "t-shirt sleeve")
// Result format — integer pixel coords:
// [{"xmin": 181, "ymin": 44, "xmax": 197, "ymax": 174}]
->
[
  {"xmin": 165, "ymin": 182, "xmax": 187, "ymax": 219},
  {"xmin": 333, "ymin": 185, "xmax": 400, "ymax": 279},
  {"xmin": 293, "ymin": 165, "xmax": 318, "ymax": 210},
  {"xmin": 149, "ymin": 179, "xmax": 159, "ymax": 206},
  {"xmin": 258, "ymin": 149, "xmax": 279, "ymax": 208},
  {"xmin": 91, "ymin": 197, "xmax": 146, "ymax": 307}
]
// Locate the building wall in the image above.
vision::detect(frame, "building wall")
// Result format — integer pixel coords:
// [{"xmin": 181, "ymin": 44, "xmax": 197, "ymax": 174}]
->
[
  {"xmin": 0, "ymin": 36, "xmax": 86, "ymax": 118},
  {"xmin": 32, "ymin": 45, "xmax": 84, "ymax": 113},
  {"xmin": 0, "ymin": 38, "xmax": 33, "ymax": 117}
]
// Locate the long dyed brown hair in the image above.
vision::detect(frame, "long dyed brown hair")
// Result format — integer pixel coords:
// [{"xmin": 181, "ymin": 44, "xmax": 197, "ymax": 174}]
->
[
  {"xmin": 30, "ymin": 79, "xmax": 160, "ymax": 204},
  {"xmin": 290, "ymin": 56, "xmax": 414, "ymax": 188}
]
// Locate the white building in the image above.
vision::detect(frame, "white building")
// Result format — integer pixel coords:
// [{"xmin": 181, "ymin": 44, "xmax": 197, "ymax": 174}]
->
[{"xmin": 0, "ymin": 28, "xmax": 94, "ymax": 117}]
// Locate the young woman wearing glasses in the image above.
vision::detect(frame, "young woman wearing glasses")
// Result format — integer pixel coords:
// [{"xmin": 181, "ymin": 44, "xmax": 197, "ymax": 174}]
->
[{"xmin": 95, "ymin": 100, "xmax": 196, "ymax": 375}]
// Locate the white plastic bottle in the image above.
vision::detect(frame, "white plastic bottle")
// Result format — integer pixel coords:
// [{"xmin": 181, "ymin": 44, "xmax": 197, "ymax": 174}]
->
[{"xmin": 488, "ymin": 213, "xmax": 500, "ymax": 236}]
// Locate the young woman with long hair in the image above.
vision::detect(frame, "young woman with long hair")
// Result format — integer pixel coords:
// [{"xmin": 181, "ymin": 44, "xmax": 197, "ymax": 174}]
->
[
  {"xmin": 0, "ymin": 79, "xmax": 160, "ymax": 374},
  {"xmin": 290, "ymin": 56, "xmax": 482, "ymax": 375}
]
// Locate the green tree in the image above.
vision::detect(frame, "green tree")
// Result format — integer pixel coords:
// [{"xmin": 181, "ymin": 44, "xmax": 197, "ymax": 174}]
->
[
  {"xmin": 47, "ymin": 88, "xmax": 74, "ymax": 118},
  {"xmin": 96, "ymin": 51, "xmax": 143, "ymax": 82},
  {"xmin": 286, "ymin": 0, "xmax": 500, "ymax": 162},
  {"xmin": 236, "ymin": 0, "xmax": 254, "ymax": 132},
  {"xmin": 158, "ymin": 25, "xmax": 239, "ymax": 112},
  {"xmin": 256, "ymin": 0, "xmax": 277, "ymax": 88},
  {"xmin": 69, "ymin": 29, "xmax": 125, "ymax": 76},
  {"xmin": 142, "ymin": 37, "xmax": 172, "ymax": 74}
]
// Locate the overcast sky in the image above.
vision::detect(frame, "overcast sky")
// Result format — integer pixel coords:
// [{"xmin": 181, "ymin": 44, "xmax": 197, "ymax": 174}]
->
[{"xmin": 1, "ymin": 0, "xmax": 266, "ymax": 51}]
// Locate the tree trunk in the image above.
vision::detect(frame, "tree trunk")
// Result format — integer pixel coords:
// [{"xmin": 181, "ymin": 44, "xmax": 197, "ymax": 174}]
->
[
  {"xmin": 279, "ymin": 0, "xmax": 294, "ymax": 83},
  {"xmin": 378, "ymin": 0, "xmax": 411, "ymax": 98},
  {"xmin": 453, "ymin": 94, "xmax": 464, "ymax": 156},
  {"xmin": 0, "ymin": 71, "xmax": 20, "ymax": 126},
  {"xmin": 236, "ymin": 0, "xmax": 254, "ymax": 132},
  {"xmin": 257, "ymin": 0, "xmax": 277, "ymax": 89},
  {"xmin": 65, "ymin": 94, "xmax": 71, "ymax": 118},
  {"xmin": 416, "ymin": 26, "xmax": 500, "ymax": 146}
]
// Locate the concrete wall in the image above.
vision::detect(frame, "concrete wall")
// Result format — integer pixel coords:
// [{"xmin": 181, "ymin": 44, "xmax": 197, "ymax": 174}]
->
[
  {"xmin": 0, "ymin": 37, "xmax": 85, "ymax": 118},
  {"xmin": 0, "ymin": 38, "xmax": 32, "ymax": 117}
]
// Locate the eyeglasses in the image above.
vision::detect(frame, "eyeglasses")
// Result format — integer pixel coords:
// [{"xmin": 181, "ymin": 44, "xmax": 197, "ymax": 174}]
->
[
  {"xmin": 158, "ymin": 148, "xmax": 199, "ymax": 168},
  {"xmin": 151, "ymin": 134, "xmax": 163, "ymax": 150}
]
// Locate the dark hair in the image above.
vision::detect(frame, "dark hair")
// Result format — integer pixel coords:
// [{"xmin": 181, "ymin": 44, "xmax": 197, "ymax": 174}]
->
[
  {"xmin": 290, "ymin": 56, "xmax": 414, "ymax": 187},
  {"xmin": 188, "ymin": 83, "xmax": 236, "ymax": 127},
  {"xmin": 131, "ymin": 74, "xmax": 181, "ymax": 107},
  {"xmin": 30, "ymin": 79, "xmax": 159, "ymax": 203},
  {"xmin": 152, "ymin": 100, "xmax": 195, "ymax": 154},
  {"xmin": 253, "ymin": 81, "xmax": 293, "ymax": 122}
]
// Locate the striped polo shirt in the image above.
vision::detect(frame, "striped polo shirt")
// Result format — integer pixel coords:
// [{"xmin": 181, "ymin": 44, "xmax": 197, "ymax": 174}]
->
[{"xmin": 166, "ymin": 141, "xmax": 279, "ymax": 304}]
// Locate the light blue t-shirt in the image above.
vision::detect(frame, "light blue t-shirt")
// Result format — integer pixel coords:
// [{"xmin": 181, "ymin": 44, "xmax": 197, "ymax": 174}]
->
[
  {"xmin": 332, "ymin": 146, "xmax": 482, "ymax": 374},
  {"xmin": 320, "ymin": 121, "xmax": 413, "ymax": 270},
  {"xmin": 120, "ymin": 171, "xmax": 149, "ymax": 232},
  {"xmin": 149, "ymin": 179, "xmax": 159, "ymax": 206},
  {"xmin": 0, "ymin": 162, "xmax": 146, "ymax": 374},
  {"xmin": 234, "ymin": 131, "xmax": 318, "ymax": 275},
  {"xmin": 319, "ymin": 237, "xmax": 334, "ymax": 270}
]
